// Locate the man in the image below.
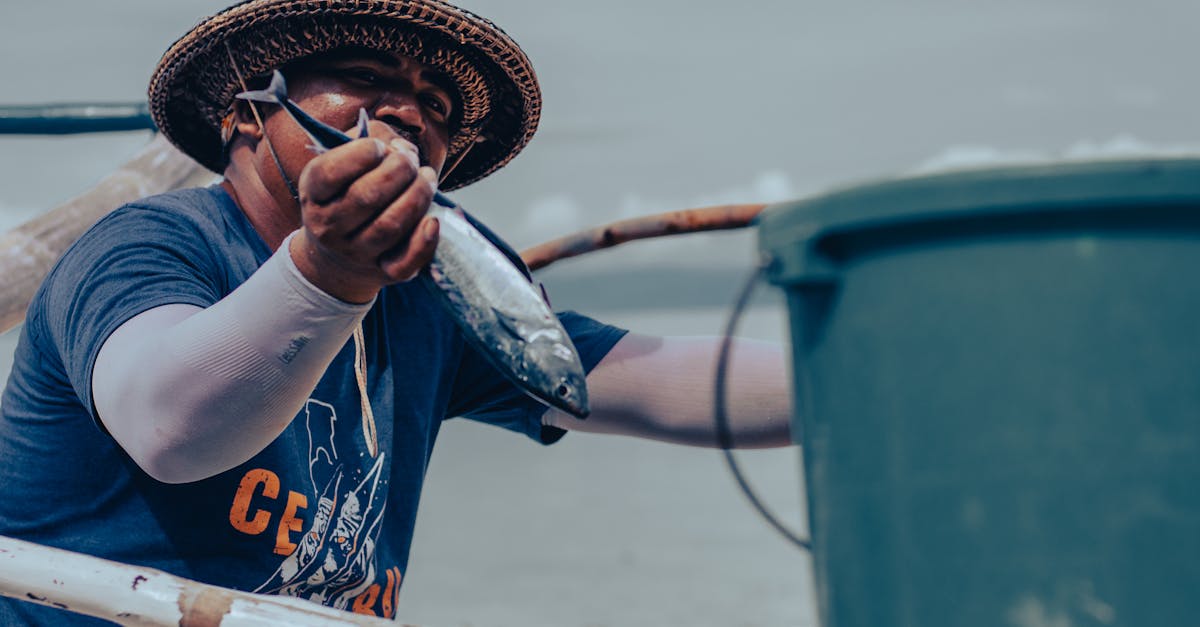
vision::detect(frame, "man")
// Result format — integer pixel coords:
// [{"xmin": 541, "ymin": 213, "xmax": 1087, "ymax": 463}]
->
[{"xmin": 0, "ymin": 0, "xmax": 790, "ymax": 623}]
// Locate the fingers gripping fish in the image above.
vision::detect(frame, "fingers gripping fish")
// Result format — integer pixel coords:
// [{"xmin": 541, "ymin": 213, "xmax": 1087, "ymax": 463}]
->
[{"xmin": 238, "ymin": 71, "xmax": 590, "ymax": 418}]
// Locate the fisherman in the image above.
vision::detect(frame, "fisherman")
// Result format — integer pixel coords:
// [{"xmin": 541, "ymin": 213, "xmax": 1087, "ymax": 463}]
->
[{"xmin": 0, "ymin": 0, "xmax": 790, "ymax": 623}]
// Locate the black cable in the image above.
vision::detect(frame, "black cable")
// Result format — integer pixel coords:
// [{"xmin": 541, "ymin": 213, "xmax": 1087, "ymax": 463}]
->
[{"xmin": 714, "ymin": 260, "xmax": 812, "ymax": 551}]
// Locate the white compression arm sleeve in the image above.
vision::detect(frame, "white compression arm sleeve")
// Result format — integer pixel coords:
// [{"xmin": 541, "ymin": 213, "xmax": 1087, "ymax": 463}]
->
[
  {"xmin": 542, "ymin": 334, "xmax": 793, "ymax": 448},
  {"xmin": 92, "ymin": 231, "xmax": 372, "ymax": 484}
]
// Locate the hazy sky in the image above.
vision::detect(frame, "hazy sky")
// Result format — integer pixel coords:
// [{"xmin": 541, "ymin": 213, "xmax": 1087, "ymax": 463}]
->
[{"xmin": 2, "ymin": 0, "xmax": 1198, "ymax": 266}]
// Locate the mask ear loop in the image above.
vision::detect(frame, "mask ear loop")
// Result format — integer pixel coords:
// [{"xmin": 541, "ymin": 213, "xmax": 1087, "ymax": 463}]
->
[
  {"xmin": 223, "ymin": 43, "xmax": 301, "ymax": 204},
  {"xmin": 437, "ymin": 124, "xmax": 484, "ymax": 187}
]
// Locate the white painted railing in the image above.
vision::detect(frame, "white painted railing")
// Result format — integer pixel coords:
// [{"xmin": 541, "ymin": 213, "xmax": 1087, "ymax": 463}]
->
[{"xmin": 0, "ymin": 535, "xmax": 410, "ymax": 625}]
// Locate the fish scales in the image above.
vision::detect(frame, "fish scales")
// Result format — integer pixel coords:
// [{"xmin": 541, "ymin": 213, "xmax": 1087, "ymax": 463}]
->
[{"xmin": 423, "ymin": 203, "xmax": 586, "ymax": 414}]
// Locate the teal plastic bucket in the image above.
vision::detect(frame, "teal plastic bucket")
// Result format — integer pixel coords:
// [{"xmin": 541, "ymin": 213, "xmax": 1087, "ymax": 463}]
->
[{"xmin": 758, "ymin": 159, "xmax": 1200, "ymax": 627}]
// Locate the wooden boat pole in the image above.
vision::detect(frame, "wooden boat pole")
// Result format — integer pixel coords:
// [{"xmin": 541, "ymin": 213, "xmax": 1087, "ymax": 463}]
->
[
  {"xmin": 0, "ymin": 134, "xmax": 213, "ymax": 334},
  {"xmin": 0, "ymin": 534, "xmax": 408, "ymax": 626},
  {"xmin": 519, "ymin": 203, "xmax": 768, "ymax": 272}
]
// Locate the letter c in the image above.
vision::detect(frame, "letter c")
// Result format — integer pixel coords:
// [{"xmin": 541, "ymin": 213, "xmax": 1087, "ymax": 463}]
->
[{"xmin": 229, "ymin": 468, "xmax": 280, "ymax": 535}]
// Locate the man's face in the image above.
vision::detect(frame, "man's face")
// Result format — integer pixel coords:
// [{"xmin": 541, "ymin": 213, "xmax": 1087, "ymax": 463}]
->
[{"xmin": 262, "ymin": 47, "xmax": 457, "ymax": 179}]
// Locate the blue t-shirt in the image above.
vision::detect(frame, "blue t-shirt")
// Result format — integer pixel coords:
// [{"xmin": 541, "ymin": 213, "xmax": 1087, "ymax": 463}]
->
[{"xmin": 0, "ymin": 186, "xmax": 626, "ymax": 624}]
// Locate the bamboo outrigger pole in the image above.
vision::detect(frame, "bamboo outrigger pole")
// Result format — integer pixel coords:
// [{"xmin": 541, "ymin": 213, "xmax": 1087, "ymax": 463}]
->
[{"xmin": 0, "ymin": 134, "xmax": 213, "ymax": 334}]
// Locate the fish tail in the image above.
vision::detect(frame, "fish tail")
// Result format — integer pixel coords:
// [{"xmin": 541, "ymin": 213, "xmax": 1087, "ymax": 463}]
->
[
  {"xmin": 235, "ymin": 70, "xmax": 289, "ymax": 105},
  {"xmin": 236, "ymin": 69, "xmax": 352, "ymax": 153}
]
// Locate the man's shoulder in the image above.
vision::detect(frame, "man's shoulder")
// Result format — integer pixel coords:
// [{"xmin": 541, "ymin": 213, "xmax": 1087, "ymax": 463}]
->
[
  {"xmin": 58, "ymin": 185, "xmax": 233, "ymax": 251},
  {"xmin": 112, "ymin": 184, "xmax": 232, "ymax": 226},
  {"xmin": 32, "ymin": 185, "xmax": 254, "ymax": 314},
  {"xmin": 135, "ymin": 184, "xmax": 227, "ymax": 207},
  {"xmin": 80, "ymin": 184, "xmax": 265, "ymax": 267}
]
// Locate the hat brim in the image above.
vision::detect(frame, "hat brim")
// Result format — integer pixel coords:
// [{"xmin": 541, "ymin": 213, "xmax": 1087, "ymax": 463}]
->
[{"xmin": 149, "ymin": 0, "xmax": 541, "ymax": 191}]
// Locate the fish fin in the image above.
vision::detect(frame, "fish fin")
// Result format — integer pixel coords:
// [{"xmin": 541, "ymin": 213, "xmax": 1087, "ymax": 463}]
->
[
  {"xmin": 235, "ymin": 69, "xmax": 288, "ymax": 105},
  {"xmin": 491, "ymin": 308, "xmax": 527, "ymax": 341},
  {"xmin": 462, "ymin": 212, "xmax": 534, "ymax": 282},
  {"xmin": 356, "ymin": 108, "xmax": 370, "ymax": 139}
]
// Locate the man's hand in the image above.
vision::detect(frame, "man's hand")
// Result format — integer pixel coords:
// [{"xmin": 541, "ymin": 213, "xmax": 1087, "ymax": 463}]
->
[{"xmin": 289, "ymin": 135, "xmax": 440, "ymax": 303}]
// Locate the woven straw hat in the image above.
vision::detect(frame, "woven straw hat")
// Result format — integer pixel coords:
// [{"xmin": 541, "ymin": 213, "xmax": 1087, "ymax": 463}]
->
[{"xmin": 149, "ymin": 0, "xmax": 541, "ymax": 191}]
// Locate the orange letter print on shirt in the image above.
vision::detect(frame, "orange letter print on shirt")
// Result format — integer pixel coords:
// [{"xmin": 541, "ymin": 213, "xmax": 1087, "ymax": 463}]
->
[
  {"xmin": 229, "ymin": 468, "xmax": 280, "ymax": 535},
  {"xmin": 351, "ymin": 584, "xmax": 380, "ymax": 615},
  {"xmin": 351, "ymin": 567, "xmax": 402, "ymax": 617},
  {"xmin": 229, "ymin": 468, "xmax": 310, "ymax": 555},
  {"xmin": 275, "ymin": 490, "xmax": 308, "ymax": 555}
]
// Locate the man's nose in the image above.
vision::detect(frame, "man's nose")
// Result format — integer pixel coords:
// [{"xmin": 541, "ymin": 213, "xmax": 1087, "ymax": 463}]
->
[{"xmin": 373, "ymin": 92, "xmax": 425, "ymax": 137}]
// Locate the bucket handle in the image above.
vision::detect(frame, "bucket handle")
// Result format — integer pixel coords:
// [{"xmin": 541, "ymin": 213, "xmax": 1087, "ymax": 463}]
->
[{"xmin": 715, "ymin": 255, "xmax": 812, "ymax": 552}]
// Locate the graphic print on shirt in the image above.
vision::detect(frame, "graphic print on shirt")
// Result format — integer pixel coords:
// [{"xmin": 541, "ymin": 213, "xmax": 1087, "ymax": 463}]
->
[{"xmin": 252, "ymin": 399, "xmax": 390, "ymax": 610}]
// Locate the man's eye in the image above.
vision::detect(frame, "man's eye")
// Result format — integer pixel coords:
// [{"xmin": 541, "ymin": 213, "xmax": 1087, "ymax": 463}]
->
[
  {"xmin": 420, "ymin": 93, "xmax": 450, "ymax": 118},
  {"xmin": 344, "ymin": 68, "xmax": 379, "ymax": 84}
]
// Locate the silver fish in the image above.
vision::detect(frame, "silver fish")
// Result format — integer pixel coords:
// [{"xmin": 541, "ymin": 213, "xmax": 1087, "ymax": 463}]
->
[{"xmin": 238, "ymin": 71, "xmax": 590, "ymax": 417}]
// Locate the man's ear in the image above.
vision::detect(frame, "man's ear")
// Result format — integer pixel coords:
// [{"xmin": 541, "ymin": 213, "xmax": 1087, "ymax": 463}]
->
[{"xmin": 232, "ymin": 100, "xmax": 264, "ymax": 140}]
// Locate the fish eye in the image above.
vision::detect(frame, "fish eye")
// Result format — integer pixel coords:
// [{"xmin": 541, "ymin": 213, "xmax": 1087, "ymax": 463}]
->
[{"xmin": 556, "ymin": 384, "xmax": 570, "ymax": 398}]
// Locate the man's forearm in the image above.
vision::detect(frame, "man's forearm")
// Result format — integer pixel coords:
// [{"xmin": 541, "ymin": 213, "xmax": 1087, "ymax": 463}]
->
[
  {"xmin": 92, "ymin": 232, "xmax": 371, "ymax": 483},
  {"xmin": 545, "ymin": 334, "xmax": 793, "ymax": 448}
]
